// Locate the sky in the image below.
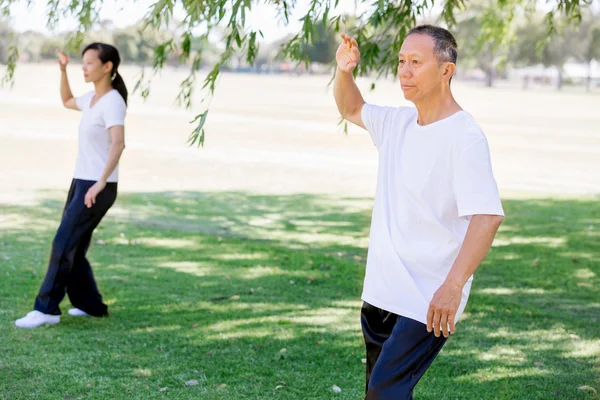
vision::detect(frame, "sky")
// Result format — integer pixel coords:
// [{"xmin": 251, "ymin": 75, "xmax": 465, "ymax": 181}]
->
[{"xmin": 8, "ymin": 0, "xmax": 371, "ymax": 43}]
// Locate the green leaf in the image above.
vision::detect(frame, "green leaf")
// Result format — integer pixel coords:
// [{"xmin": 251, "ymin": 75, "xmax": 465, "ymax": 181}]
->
[
  {"xmin": 181, "ymin": 32, "xmax": 192, "ymax": 61},
  {"xmin": 187, "ymin": 111, "xmax": 209, "ymax": 147},
  {"xmin": 1, "ymin": 40, "xmax": 19, "ymax": 88}
]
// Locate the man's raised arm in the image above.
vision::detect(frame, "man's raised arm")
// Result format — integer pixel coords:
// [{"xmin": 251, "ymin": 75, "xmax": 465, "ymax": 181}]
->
[{"xmin": 334, "ymin": 33, "xmax": 366, "ymax": 130}]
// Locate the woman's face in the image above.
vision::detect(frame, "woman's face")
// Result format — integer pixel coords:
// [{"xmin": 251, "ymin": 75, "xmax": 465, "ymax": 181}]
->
[{"xmin": 82, "ymin": 49, "xmax": 112, "ymax": 83}]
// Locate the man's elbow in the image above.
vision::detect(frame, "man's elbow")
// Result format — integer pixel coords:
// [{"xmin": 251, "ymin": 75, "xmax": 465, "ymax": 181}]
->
[
  {"xmin": 343, "ymin": 108, "xmax": 357, "ymax": 121},
  {"xmin": 337, "ymin": 105, "xmax": 354, "ymax": 121},
  {"xmin": 341, "ymin": 103, "xmax": 364, "ymax": 123}
]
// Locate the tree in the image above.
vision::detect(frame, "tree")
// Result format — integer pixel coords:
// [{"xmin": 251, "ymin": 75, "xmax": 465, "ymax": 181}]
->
[
  {"xmin": 583, "ymin": 27, "xmax": 600, "ymax": 91},
  {"xmin": 453, "ymin": 1, "xmax": 514, "ymax": 87},
  {"xmin": 0, "ymin": 21, "xmax": 17, "ymax": 87},
  {"xmin": 571, "ymin": 12, "xmax": 600, "ymax": 91},
  {"xmin": 512, "ymin": 14, "xmax": 585, "ymax": 90},
  {"xmin": 0, "ymin": 0, "xmax": 590, "ymax": 145},
  {"xmin": 305, "ymin": 21, "xmax": 338, "ymax": 65},
  {"xmin": 112, "ymin": 24, "xmax": 176, "ymax": 64},
  {"xmin": 0, "ymin": 21, "xmax": 12, "ymax": 64}
]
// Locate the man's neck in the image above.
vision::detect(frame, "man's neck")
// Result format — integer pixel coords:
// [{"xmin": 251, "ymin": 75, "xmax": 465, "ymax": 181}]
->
[{"xmin": 414, "ymin": 89, "xmax": 462, "ymax": 126}]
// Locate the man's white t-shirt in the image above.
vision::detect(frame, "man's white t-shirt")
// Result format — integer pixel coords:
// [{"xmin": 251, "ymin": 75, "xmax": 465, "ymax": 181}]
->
[
  {"xmin": 73, "ymin": 89, "xmax": 126, "ymax": 183},
  {"xmin": 360, "ymin": 104, "xmax": 504, "ymax": 325}
]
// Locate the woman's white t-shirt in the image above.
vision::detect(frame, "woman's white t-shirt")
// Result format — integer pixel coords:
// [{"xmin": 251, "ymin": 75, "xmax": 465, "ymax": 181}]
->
[
  {"xmin": 73, "ymin": 89, "xmax": 126, "ymax": 183},
  {"xmin": 360, "ymin": 104, "xmax": 504, "ymax": 325}
]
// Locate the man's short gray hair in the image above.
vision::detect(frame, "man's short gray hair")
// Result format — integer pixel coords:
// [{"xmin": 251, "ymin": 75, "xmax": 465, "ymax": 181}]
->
[{"xmin": 407, "ymin": 25, "xmax": 458, "ymax": 65}]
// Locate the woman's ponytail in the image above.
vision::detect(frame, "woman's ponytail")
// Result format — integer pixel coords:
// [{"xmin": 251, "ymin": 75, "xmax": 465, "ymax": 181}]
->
[{"xmin": 112, "ymin": 71, "xmax": 128, "ymax": 105}]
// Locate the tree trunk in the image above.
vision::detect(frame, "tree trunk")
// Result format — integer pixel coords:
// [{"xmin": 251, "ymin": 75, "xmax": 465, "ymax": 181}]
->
[
  {"xmin": 587, "ymin": 61, "xmax": 592, "ymax": 92},
  {"xmin": 485, "ymin": 69, "xmax": 493, "ymax": 87},
  {"xmin": 556, "ymin": 70, "xmax": 563, "ymax": 90}
]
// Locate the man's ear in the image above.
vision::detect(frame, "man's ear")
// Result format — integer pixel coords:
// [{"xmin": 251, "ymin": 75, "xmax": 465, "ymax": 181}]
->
[{"xmin": 442, "ymin": 62, "xmax": 456, "ymax": 82}]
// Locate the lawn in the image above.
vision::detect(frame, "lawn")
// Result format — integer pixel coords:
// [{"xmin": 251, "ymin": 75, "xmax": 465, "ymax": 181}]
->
[{"xmin": 1, "ymin": 191, "xmax": 599, "ymax": 399}]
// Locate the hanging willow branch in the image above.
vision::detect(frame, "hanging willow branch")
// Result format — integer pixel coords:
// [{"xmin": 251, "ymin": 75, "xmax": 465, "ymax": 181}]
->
[{"xmin": 0, "ymin": 0, "xmax": 587, "ymax": 146}]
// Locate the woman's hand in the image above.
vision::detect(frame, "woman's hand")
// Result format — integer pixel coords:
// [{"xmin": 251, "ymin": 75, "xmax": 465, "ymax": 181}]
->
[
  {"xmin": 84, "ymin": 181, "xmax": 106, "ymax": 208},
  {"xmin": 56, "ymin": 49, "xmax": 69, "ymax": 71}
]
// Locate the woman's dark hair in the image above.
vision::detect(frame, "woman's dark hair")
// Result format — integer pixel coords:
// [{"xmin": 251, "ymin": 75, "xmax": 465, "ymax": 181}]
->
[{"xmin": 82, "ymin": 43, "xmax": 128, "ymax": 105}]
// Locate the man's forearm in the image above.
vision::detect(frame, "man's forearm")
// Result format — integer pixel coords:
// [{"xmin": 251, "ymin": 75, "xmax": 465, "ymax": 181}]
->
[
  {"xmin": 333, "ymin": 67, "xmax": 365, "ymax": 118},
  {"xmin": 445, "ymin": 214, "xmax": 504, "ymax": 287},
  {"xmin": 99, "ymin": 142, "xmax": 125, "ymax": 183}
]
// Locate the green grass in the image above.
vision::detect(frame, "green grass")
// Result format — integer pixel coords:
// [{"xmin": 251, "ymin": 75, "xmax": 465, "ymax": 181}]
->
[{"xmin": 1, "ymin": 191, "xmax": 599, "ymax": 400}]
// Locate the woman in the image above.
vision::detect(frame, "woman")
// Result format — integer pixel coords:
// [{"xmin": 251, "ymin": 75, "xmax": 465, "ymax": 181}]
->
[{"xmin": 15, "ymin": 43, "xmax": 128, "ymax": 328}]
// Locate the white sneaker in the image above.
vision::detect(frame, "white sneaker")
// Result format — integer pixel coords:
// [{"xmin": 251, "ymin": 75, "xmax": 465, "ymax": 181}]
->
[
  {"xmin": 68, "ymin": 308, "xmax": 90, "ymax": 317},
  {"xmin": 15, "ymin": 311, "xmax": 60, "ymax": 328}
]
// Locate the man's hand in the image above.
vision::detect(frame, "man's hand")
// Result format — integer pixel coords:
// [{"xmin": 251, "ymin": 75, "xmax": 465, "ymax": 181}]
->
[
  {"xmin": 426, "ymin": 280, "xmax": 463, "ymax": 338},
  {"xmin": 84, "ymin": 181, "xmax": 106, "ymax": 208},
  {"xmin": 336, "ymin": 33, "xmax": 360, "ymax": 73}
]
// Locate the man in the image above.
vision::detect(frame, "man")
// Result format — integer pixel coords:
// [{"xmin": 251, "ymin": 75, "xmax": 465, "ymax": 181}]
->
[{"xmin": 333, "ymin": 25, "xmax": 505, "ymax": 399}]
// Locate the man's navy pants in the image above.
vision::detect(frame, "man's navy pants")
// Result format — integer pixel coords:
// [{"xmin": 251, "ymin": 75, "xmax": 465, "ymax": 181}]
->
[{"xmin": 361, "ymin": 301, "xmax": 448, "ymax": 399}]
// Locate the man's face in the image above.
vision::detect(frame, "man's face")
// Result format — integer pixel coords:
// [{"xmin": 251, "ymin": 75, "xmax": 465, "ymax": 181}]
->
[{"xmin": 397, "ymin": 34, "xmax": 449, "ymax": 103}]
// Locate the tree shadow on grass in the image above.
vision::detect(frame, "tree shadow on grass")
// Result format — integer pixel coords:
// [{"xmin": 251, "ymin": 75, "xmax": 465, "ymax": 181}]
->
[{"xmin": 0, "ymin": 192, "xmax": 598, "ymax": 399}]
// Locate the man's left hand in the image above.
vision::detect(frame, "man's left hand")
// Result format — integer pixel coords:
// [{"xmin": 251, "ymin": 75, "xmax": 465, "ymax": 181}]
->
[
  {"xmin": 426, "ymin": 280, "xmax": 463, "ymax": 338},
  {"xmin": 84, "ymin": 180, "xmax": 106, "ymax": 208}
]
